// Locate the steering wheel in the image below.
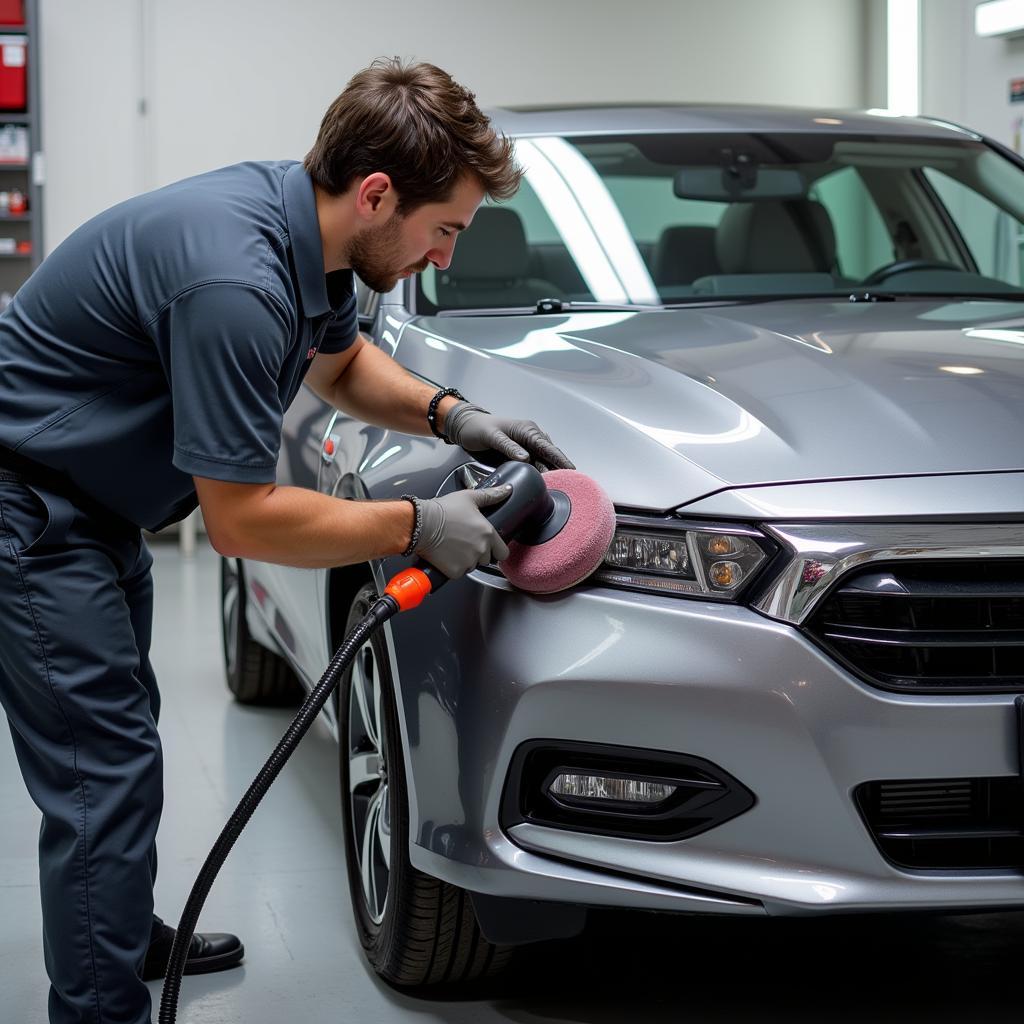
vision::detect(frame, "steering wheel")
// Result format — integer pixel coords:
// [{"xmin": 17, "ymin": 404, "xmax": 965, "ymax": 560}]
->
[{"xmin": 860, "ymin": 259, "xmax": 963, "ymax": 286}]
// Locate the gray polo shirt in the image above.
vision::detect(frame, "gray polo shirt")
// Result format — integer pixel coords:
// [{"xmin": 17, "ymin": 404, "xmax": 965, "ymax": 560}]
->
[{"xmin": 0, "ymin": 160, "xmax": 358, "ymax": 531}]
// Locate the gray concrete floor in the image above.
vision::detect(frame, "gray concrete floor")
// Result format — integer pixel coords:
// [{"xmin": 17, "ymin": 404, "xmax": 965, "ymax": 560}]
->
[{"xmin": 3, "ymin": 540, "xmax": 1024, "ymax": 1022}]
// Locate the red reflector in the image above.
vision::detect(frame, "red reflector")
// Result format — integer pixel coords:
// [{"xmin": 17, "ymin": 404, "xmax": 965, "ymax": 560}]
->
[{"xmin": 324, "ymin": 439, "xmax": 335, "ymax": 455}]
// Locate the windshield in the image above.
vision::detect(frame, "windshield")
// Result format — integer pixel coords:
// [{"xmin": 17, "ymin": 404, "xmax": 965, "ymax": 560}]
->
[{"xmin": 416, "ymin": 131, "xmax": 1024, "ymax": 311}]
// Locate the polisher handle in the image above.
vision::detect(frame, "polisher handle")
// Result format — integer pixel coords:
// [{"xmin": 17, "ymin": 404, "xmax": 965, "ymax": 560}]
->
[
  {"xmin": 473, "ymin": 461, "xmax": 553, "ymax": 541},
  {"xmin": 404, "ymin": 462, "xmax": 551, "ymax": 598}
]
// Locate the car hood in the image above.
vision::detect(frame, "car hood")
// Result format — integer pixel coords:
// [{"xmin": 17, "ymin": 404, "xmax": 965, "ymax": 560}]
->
[{"xmin": 400, "ymin": 298, "xmax": 1024, "ymax": 510}]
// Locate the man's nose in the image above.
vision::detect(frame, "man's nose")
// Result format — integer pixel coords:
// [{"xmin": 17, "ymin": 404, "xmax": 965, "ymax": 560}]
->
[{"xmin": 427, "ymin": 236, "xmax": 457, "ymax": 272}]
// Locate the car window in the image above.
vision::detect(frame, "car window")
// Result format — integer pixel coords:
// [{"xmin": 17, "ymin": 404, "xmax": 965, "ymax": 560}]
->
[
  {"xmin": 922, "ymin": 166, "xmax": 1023, "ymax": 286},
  {"xmin": 508, "ymin": 177, "xmax": 562, "ymax": 244},
  {"xmin": 416, "ymin": 131, "xmax": 1024, "ymax": 311},
  {"xmin": 421, "ymin": 180, "xmax": 561, "ymax": 307},
  {"xmin": 807, "ymin": 167, "xmax": 893, "ymax": 280},
  {"xmin": 601, "ymin": 175, "xmax": 727, "ymax": 243}
]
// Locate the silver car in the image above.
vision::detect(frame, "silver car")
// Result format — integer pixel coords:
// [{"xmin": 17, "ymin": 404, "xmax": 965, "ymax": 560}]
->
[{"xmin": 220, "ymin": 105, "xmax": 1024, "ymax": 987}]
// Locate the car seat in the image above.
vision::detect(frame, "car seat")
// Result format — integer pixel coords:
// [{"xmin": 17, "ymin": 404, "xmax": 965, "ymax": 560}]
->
[
  {"xmin": 435, "ymin": 207, "xmax": 562, "ymax": 308},
  {"xmin": 714, "ymin": 199, "xmax": 839, "ymax": 275},
  {"xmin": 651, "ymin": 225, "xmax": 720, "ymax": 286}
]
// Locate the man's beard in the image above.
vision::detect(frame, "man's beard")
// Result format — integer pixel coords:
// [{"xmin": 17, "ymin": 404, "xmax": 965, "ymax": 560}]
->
[{"xmin": 346, "ymin": 214, "xmax": 426, "ymax": 293}]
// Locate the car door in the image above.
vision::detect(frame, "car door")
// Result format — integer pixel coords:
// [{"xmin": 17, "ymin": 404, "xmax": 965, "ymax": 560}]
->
[{"xmin": 240, "ymin": 374, "xmax": 331, "ymax": 689}]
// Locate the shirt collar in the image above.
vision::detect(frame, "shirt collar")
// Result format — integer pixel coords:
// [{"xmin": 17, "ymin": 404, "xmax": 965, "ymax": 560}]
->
[{"xmin": 283, "ymin": 162, "xmax": 332, "ymax": 318}]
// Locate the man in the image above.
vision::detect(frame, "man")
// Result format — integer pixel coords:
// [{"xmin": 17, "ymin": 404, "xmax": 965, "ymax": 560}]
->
[{"xmin": 0, "ymin": 58, "xmax": 571, "ymax": 1024}]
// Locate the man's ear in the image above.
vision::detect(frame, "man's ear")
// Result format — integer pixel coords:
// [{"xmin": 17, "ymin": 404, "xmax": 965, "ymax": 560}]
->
[{"xmin": 355, "ymin": 172, "xmax": 395, "ymax": 220}]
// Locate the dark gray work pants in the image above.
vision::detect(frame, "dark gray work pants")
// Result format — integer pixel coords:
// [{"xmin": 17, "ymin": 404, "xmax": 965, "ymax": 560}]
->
[{"xmin": 0, "ymin": 472, "xmax": 161, "ymax": 1024}]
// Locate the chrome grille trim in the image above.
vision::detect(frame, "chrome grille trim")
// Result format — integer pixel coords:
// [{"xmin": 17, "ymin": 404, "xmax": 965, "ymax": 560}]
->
[{"xmin": 753, "ymin": 523, "xmax": 1024, "ymax": 625}]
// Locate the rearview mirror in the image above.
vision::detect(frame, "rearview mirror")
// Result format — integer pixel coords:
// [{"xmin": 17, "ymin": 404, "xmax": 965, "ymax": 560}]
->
[{"xmin": 674, "ymin": 166, "xmax": 806, "ymax": 201}]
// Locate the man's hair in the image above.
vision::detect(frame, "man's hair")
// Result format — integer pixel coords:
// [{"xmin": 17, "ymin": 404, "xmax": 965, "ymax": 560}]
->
[{"xmin": 304, "ymin": 58, "xmax": 522, "ymax": 213}]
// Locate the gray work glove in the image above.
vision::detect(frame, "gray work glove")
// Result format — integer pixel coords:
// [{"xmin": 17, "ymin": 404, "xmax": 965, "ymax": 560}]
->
[
  {"xmin": 415, "ymin": 486, "xmax": 513, "ymax": 579},
  {"xmin": 443, "ymin": 403, "xmax": 575, "ymax": 471}
]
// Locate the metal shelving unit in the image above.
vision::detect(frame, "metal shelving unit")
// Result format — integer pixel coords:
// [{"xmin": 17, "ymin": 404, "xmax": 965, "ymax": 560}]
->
[{"xmin": 0, "ymin": 0, "xmax": 40, "ymax": 308}]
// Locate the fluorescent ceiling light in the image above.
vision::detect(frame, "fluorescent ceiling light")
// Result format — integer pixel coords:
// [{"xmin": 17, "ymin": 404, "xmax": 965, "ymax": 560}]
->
[
  {"xmin": 887, "ymin": 0, "xmax": 920, "ymax": 116},
  {"xmin": 976, "ymin": 0, "xmax": 1024, "ymax": 37}
]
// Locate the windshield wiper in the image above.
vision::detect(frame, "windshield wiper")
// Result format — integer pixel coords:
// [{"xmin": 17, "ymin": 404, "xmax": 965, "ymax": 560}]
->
[
  {"xmin": 436, "ymin": 291, "xmax": 1024, "ymax": 316},
  {"xmin": 438, "ymin": 298, "xmax": 664, "ymax": 317},
  {"xmin": 532, "ymin": 298, "xmax": 665, "ymax": 314},
  {"xmin": 664, "ymin": 293, "xmax": 855, "ymax": 307},
  {"xmin": 664, "ymin": 290, "xmax": 1024, "ymax": 308},
  {"xmin": 872, "ymin": 291, "xmax": 1024, "ymax": 302}
]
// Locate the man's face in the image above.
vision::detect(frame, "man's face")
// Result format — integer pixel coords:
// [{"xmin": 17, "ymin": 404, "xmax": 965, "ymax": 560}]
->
[{"xmin": 346, "ymin": 175, "xmax": 485, "ymax": 293}]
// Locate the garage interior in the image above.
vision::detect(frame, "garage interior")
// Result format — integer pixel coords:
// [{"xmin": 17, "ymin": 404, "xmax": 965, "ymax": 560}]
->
[{"xmin": 4, "ymin": 1, "xmax": 1024, "ymax": 1022}]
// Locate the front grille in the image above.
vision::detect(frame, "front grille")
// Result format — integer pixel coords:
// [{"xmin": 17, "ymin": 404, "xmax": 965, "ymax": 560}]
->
[
  {"xmin": 856, "ymin": 777, "xmax": 1024, "ymax": 869},
  {"xmin": 805, "ymin": 560, "xmax": 1024, "ymax": 693}
]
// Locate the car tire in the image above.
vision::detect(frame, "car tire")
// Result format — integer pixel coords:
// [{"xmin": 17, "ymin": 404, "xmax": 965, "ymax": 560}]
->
[
  {"xmin": 339, "ymin": 581, "xmax": 513, "ymax": 987},
  {"xmin": 220, "ymin": 556, "xmax": 303, "ymax": 705}
]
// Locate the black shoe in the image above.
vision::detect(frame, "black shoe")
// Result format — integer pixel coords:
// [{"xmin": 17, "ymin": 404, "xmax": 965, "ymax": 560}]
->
[{"xmin": 142, "ymin": 916, "xmax": 245, "ymax": 982}]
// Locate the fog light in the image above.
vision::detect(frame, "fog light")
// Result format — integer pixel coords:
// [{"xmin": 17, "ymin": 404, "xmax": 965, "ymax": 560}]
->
[{"xmin": 549, "ymin": 772, "xmax": 677, "ymax": 804}]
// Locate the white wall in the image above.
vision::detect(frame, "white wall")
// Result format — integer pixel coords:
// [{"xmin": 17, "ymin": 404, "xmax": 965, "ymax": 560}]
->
[
  {"xmin": 39, "ymin": 1, "xmax": 145, "ymax": 257},
  {"xmin": 40, "ymin": 0, "xmax": 871, "ymax": 254},
  {"xmin": 921, "ymin": 0, "xmax": 1024, "ymax": 147}
]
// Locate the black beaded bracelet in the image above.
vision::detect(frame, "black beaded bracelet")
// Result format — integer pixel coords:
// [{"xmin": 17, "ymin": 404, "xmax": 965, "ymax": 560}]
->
[
  {"xmin": 426, "ymin": 387, "xmax": 466, "ymax": 443},
  {"xmin": 400, "ymin": 494, "xmax": 423, "ymax": 557}
]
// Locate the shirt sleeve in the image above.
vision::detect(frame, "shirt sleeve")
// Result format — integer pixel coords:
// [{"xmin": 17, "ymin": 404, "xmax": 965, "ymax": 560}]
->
[
  {"xmin": 151, "ymin": 282, "xmax": 293, "ymax": 484},
  {"xmin": 318, "ymin": 286, "xmax": 359, "ymax": 354}
]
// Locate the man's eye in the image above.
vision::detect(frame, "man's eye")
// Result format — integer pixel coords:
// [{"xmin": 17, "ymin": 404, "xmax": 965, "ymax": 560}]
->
[{"xmin": 440, "ymin": 228, "xmax": 451, "ymax": 238}]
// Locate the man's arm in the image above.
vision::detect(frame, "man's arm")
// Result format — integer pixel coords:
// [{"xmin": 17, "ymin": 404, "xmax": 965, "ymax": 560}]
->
[
  {"xmin": 196, "ymin": 476, "xmax": 414, "ymax": 568},
  {"xmin": 305, "ymin": 335, "xmax": 461, "ymax": 437},
  {"xmin": 305, "ymin": 334, "xmax": 573, "ymax": 468},
  {"xmin": 199, "ymin": 334, "xmax": 571, "ymax": 569},
  {"xmin": 197, "ymin": 474, "xmax": 512, "ymax": 576},
  {"xmin": 196, "ymin": 337, "xmax": 522, "ymax": 571}
]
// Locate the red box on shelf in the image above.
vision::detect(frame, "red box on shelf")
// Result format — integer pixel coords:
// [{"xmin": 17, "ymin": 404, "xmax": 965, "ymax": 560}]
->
[
  {"xmin": 0, "ymin": 35, "xmax": 25, "ymax": 110},
  {"xmin": 0, "ymin": 1, "xmax": 23, "ymax": 25}
]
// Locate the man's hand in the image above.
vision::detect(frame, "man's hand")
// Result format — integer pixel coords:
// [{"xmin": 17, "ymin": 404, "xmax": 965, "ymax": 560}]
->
[
  {"xmin": 415, "ymin": 486, "xmax": 512, "ymax": 579},
  {"xmin": 442, "ymin": 403, "xmax": 575, "ymax": 470}
]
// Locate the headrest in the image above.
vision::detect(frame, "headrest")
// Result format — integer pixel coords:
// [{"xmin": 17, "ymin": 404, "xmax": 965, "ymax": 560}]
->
[
  {"xmin": 715, "ymin": 201, "xmax": 837, "ymax": 274},
  {"xmin": 651, "ymin": 226, "xmax": 719, "ymax": 285},
  {"xmin": 443, "ymin": 207, "xmax": 530, "ymax": 282}
]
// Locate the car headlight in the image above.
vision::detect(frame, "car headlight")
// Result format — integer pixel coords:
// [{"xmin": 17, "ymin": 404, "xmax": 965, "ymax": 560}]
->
[
  {"xmin": 594, "ymin": 520, "xmax": 774, "ymax": 600},
  {"xmin": 450, "ymin": 463, "xmax": 774, "ymax": 601}
]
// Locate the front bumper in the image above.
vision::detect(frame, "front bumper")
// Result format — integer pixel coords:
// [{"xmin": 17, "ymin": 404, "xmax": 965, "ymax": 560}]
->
[{"xmin": 384, "ymin": 565, "xmax": 1024, "ymax": 917}]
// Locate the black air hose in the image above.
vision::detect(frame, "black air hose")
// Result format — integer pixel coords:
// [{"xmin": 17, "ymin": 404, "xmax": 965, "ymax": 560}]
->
[{"xmin": 158, "ymin": 593, "xmax": 400, "ymax": 1024}]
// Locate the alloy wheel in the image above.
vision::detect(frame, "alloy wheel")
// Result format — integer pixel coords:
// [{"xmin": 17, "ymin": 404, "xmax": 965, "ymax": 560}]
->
[{"xmin": 347, "ymin": 640, "xmax": 392, "ymax": 925}]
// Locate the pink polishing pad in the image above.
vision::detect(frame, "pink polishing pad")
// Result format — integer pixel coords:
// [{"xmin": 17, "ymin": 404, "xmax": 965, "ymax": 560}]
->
[{"xmin": 500, "ymin": 470, "xmax": 616, "ymax": 595}]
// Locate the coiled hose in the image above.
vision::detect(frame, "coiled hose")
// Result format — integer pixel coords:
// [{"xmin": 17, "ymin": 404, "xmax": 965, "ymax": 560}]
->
[{"xmin": 157, "ymin": 592, "xmax": 400, "ymax": 1024}]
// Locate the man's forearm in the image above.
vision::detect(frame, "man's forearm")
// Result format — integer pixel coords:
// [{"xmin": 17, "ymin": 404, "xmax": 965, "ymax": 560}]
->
[
  {"xmin": 210, "ymin": 481, "xmax": 415, "ymax": 569},
  {"xmin": 328, "ymin": 338, "xmax": 461, "ymax": 436}
]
